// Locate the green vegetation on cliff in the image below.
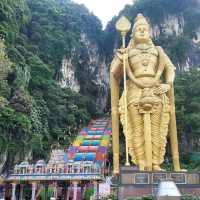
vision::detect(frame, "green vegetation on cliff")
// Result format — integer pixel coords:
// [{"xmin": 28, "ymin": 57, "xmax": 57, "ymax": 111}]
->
[
  {"xmin": 0, "ymin": 0, "xmax": 103, "ymax": 172},
  {"xmin": 175, "ymin": 69, "xmax": 200, "ymax": 169}
]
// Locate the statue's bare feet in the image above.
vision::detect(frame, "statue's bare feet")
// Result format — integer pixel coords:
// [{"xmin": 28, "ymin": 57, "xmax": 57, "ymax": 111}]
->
[
  {"xmin": 139, "ymin": 164, "xmax": 145, "ymax": 171},
  {"xmin": 179, "ymin": 169, "xmax": 187, "ymax": 172},
  {"xmin": 153, "ymin": 165, "xmax": 165, "ymax": 171}
]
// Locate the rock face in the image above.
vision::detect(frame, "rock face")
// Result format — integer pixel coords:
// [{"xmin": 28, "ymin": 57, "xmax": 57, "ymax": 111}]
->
[
  {"xmin": 59, "ymin": 32, "xmax": 109, "ymax": 110},
  {"xmin": 59, "ymin": 56, "xmax": 80, "ymax": 92},
  {"xmin": 193, "ymin": 28, "xmax": 200, "ymax": 44},
  {"xmin": 150, "ymin": 14, "xmax": 200, "ymax": 71},
  {"xmin": 151, "ymin": 15, "xmax": 184, "ymax": 38},
  {"xmin": 0, "ymin": 152, "xmax": 7, "ymax": 173}
]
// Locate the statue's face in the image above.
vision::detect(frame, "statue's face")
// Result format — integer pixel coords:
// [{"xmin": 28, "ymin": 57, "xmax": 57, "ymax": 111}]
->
[{"xmin": 134, "ymin": 24, "xmax": 150, "ymax": 43}]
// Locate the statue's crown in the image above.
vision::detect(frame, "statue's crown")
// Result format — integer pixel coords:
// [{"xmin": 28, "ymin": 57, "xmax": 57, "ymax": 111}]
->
[{"xmin": 133, "ymin": 13, "xmax": 149, "ymax": 30}]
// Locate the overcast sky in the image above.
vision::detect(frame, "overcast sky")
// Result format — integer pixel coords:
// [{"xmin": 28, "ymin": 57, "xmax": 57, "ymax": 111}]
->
[{"xmin": 72, "ymin": 0, "xmax": 134, "ymax": 28}]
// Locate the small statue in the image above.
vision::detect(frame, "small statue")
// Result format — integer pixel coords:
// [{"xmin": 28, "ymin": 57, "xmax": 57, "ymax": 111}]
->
[{"xmin": 110, "ymin": 14, "xmax": 180, "ymax": 173}]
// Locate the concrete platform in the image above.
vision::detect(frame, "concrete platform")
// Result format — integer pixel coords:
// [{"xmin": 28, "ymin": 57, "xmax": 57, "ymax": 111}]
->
[{"xmin": 116, "ymin": 166, "xmax": 200, "ymax": 199}]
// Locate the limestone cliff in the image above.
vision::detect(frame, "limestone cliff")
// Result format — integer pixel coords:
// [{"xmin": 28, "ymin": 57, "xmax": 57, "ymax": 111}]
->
[
  {"xmin": 59, "ymin": 32, "xmax": 109, "ymax": 110},
  {"xmin": 151, "ymin": 14, "xmax": 200, "ymax": 71},
  {"xmin": 59, "ymin": 55, "xmax": 80, "ymax": 92},
  {"xmin": 151, "ymin": 15, "xmax": 184, "ymax": 38}
]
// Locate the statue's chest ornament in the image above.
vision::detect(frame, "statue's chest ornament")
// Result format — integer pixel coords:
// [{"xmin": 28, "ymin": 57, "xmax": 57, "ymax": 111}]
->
[
  {"xmin": 139, "ymin": 53, "xmax": 151, "ymax": 71},
  {"xmin": 129, "ymin": 46, "xmax": 158, "ymax": 72},
  {"xmin": 142, "ymin": 58, "xmax": 149, "ymax": 68}
]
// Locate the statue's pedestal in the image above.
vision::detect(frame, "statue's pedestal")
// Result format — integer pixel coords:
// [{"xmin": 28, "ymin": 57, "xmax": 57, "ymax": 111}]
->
[{"xmin": 116, "ymin": 166, "xmax": 200, "ymax": 199}]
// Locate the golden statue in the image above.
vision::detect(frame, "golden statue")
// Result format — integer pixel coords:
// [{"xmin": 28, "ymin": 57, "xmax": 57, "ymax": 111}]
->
[{"xmin": 110, "ymin": 14, "xmax": 181, "ymax": 173}]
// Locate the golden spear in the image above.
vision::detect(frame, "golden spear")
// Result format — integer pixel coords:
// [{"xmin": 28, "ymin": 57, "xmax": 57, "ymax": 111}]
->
[{"xmin": 116, "ymin": 16, "xmax": 131, "ymax": 166}]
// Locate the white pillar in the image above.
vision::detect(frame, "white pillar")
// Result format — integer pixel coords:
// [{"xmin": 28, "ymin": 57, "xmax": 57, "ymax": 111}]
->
[
  {"xmin": 66, "ymin": 186, "xmax": 70, "ymax": 200},
  {"xmin": 11, "ymin": 182, "xmax": 17, "ymax": 200},
  {"xmin": 53, "ymin": 181, "xmax": 58, "ymax": 199},
  {"xmin": 19, "ymin": 184, "xmax": 24, "ymax": 200},
  {"xmin": 93, "ymin": 181, "xmax": 98, "ymax": 199},
  {"xmin": 2, "ymin": 185, "xmax": 6, "ymax": 200},
  {"xmin": 31, "ymin": 182, "xmax": 37, "ymax": 200},
  {"xmin": 73, "ymin": 181, "xmax": 78, "ymax": 200}
]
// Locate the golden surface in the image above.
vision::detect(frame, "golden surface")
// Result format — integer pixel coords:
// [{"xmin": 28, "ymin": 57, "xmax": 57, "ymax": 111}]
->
[
  {"xmin": 110, "ymin": 14, "xmax": 181, "ymax": 174},
  {"xmin": 0, "ymin": 176, "xmax": 4, "ymax": 184}
]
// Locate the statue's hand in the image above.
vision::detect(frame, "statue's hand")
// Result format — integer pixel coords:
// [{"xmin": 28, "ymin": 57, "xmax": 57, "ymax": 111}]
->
[
  {"xmin": 154, "ymin": 84, "xmax": 170, "ymax": 95},
  {"xmin": 138, "ymin": 79, "xmax": 159, "ymax": 88},
  {"xmin": 117, "ymin": 48, "xmax": 128, "ymax": 54},
  {"xmin": 134, "ymin": 79, "xmax": 146, "ymax": 88},
  {"xmin": 117, "ymin": 48, "xmax": 129, "ymax": 60},
  {"xmin": 116, "ymin": 48, "xmax": 129, "ymax": 62},
  {"xmin": 133, "ymin": 79, "xmax": 158, "ymax": 89}
]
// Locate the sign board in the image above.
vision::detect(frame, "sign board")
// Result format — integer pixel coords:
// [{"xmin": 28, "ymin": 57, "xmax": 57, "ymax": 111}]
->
[
  {"xmin": 134, "ymin": 173, "xmax": 149, "ymax": 184},
  {"xmin": 152, "ymin": 173, "xmax": 167, "ymax": 184},
  {"xmin": 170, "ymin": 173, "xmax": 186, "ymax": 184}
]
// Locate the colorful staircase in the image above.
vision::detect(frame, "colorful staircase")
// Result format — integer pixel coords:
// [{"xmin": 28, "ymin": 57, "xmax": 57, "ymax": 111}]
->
[
  {"xmin": 67, "ymin": 118, "xmax": 111, "ymax": 167},
  {"xmin": 8, "ymin": 118, "xmax": 112, "ymax": 181}
]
